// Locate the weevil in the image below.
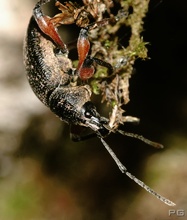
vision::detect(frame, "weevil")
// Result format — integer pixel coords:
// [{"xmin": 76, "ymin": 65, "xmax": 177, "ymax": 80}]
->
[{"xmin": 23, "ymin": 0, "xmax": 175, "ymax": 206}]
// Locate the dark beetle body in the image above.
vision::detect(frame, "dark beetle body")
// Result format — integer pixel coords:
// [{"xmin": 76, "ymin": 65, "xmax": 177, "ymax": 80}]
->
[{"xmin": 24, "ymin": 15, "xmax": 108, "ymax": 135}]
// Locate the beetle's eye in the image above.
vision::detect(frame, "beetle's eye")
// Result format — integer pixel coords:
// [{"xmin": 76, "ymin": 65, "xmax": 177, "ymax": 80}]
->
[
  {"xmin": 85, "ymin": 110, "xmax": 92, "ymax": 118},
  {"xmin": 82, "ymin": 101, "xmax": 97, "ymax": 118}
]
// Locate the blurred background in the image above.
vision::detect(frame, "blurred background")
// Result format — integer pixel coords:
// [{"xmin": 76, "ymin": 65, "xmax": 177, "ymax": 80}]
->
[{"xmin": 0, "ymin": 0, "xmax": 187, "ymax": 219}]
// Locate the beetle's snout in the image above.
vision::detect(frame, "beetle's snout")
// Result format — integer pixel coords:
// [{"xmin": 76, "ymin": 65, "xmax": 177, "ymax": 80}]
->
[{"xmin": 81, "ymin": 101, "xmax": 110, "ymax": 137}]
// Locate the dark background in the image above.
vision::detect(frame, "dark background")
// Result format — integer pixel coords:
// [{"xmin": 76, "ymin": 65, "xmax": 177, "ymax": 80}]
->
[{"xmin": 0, "ymin": 0, "xmax": 187, "ymax": 219}]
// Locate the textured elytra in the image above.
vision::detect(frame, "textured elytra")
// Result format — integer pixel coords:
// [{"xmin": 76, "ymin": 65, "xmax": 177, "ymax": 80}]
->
[{"xmin": 24, "ymin": 17, "xmax": 94, "ymax": 126}]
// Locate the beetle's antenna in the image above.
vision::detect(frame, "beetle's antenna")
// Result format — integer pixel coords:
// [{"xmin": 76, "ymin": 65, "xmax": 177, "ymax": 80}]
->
[
  {"xmin": 100, "ymin": 137, "xmax": 175, "ymax": 206},
  {"xmin": 117, "ymin": 130, "xmax": 164, "ymax": 149}
]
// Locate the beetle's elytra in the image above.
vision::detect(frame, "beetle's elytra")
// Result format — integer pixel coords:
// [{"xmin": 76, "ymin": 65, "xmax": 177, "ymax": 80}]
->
[{"xmin": 23, "ymin": 0, "xmax": 175, "ymax": 206}]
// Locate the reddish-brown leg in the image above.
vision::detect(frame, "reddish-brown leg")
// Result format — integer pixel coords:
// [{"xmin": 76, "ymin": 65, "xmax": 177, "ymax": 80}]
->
[
  {"xmin": 76, "ymin": 26, "xmax": 113, "ymax": 81},
  {"xmin": 33, "ymin": 0, "xmax": 68, "ymax": 54}
]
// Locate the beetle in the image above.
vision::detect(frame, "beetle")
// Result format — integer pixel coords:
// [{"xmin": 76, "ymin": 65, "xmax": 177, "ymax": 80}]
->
[{"xmin": 23, "ymin": 0, "xmax": 175, "ymax": 206}]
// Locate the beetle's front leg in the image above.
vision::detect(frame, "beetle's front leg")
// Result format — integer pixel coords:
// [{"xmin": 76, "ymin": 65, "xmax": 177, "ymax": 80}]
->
[
  {"xmin": 76, "ymin": 25, "xmax": 113, "ymax": 81},
  {"xmin": 70, "ymin": 124, "xmax": 97, "ymax": 142},
  {"xmin": 33, "ymin": 0, "xmax": 68, "ymax": 53}
]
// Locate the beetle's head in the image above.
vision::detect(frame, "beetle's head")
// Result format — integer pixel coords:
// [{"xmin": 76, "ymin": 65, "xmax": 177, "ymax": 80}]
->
[{"xmin": 81, "ymin": 101, "xmax": 110, "ymax": 138}]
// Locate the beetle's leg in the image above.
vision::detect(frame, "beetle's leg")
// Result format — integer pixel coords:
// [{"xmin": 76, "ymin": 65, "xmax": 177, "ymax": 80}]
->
[
  {"xmin": 33, "ymin": 0, "xmax": 68, "ymax": 53},
  {"xmin": 76, "ymin": 21, "xmax": 113, "ymax": 80},
  {"xmin": 70, "ymin": 125, "xmax": 97, "ymax": 142},
  {"xmin": 76, "ymin": 13, "xmax": 131, "ymax": 80},
  {"xmin": 78, "ymin": 56, "xmax": 113, "ymax": 80},
  {"xmin": 91, "ymin": 57, "xmax": 113, "ymax": 75},
  {"xmin": 70, "ymin": 119, "xmax": 109, "ymax": 141},
  {"xmin": 76, "ymin": 27, "xmax": 93, "ymax": 80}
]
